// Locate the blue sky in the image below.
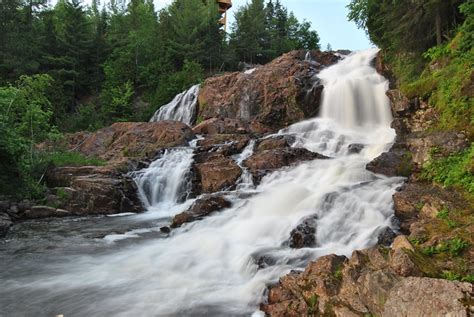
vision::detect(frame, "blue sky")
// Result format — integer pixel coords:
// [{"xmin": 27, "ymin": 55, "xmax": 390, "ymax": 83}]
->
[{"xmin": 156, "ymin": 0, "xmax": 372, "ymax": 50}]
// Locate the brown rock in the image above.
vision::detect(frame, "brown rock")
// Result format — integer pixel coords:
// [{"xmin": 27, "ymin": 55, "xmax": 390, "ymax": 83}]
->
[
  {"xmin": 289, "ymin": 217, "xmax": 317, "ymax": 248},
  {"xmin": 62, "ymin": 175, "xmax": 142, "ymax": 215},
  {"xmin": 389, "ymin": 249, "xmax": 422, "ymax": 277},
  {"xmin": 244, "ymin": 148, "xmax": 327, "ymax": 184},
  {"xmin": 192, "ymin": 118, "xmax": 249, "ymax": 135},
  {"xmin": 382, "ymin": 277, "xmax": 473, "ymax": 317},
  {"xmin": 392, "ymin": 235, "xmax": 415, "ymax": 252},
  {"xmin": 198, "ymin": 50, "xmax": 339, "ymax": 132},
  {"xmin": 194, "ymin": 155, "xmax": 242, "ymax": 193},
  {"xmin": 171, "ymin": 195, "xmax": 231, "ymax": 228},
  {"xmin": 196, "ymin": 134, "xmax": 250, "ymax": 156},
  {"xmin": 66, "ymin": 121, "xmax": 195, "ymax": 163}
]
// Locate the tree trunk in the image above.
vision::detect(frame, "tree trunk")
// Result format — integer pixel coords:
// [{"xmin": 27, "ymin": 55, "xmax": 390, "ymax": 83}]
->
[{"xmin": 435, "ymin": 9, "xmax": 442, "ymax": 45}]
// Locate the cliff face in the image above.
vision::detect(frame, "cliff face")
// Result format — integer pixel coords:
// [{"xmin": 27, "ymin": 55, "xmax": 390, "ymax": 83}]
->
[
  {"xmin": 261, "ymin": 52, "xmax": 474, "ymax": 316},
  {"xmin": 197, "ymin": 50, "xmax": 340, "ymax": 132}
]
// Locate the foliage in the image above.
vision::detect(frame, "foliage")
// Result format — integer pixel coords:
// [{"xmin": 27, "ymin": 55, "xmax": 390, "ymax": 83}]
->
[
  {"xmin": 0, "ymin": 74, "xmax": 59, "ymax": 197},
  {"xmin": 422, "ymin": 144, "xmax": 474, "ymax": 193},
  {"xmin": 421, "ymin": 238, "xmax": 469, "ymax": 257},
  {"xmin": 229, "ymin": 0, "xmax": 320, "ymax": 64},
  {"xmin": 32, "ymin": 151, "xmax": 104, "ymax": 173}
]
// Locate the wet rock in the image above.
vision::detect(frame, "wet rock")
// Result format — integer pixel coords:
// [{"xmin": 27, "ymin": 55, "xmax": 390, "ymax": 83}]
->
[
  {"xmin": 198, "ymin": 50, "xmax": 339, "ymax": 132},
  {"xmin": 348, "ymin": 143, "xmax": 364, "ymax": 154},
  {"xmin": 244, "ymin": 148, "xmax": 328, "ymax": 184},
  {"xmin": 193, "ymin": 155, "xmax": 242, "ymax": 193},
  {"xmin": 23, "ymin": 206, "xmax": 71, "ymax": 219},
  {"xmin": 289, "ymin": 217, "xmax": 317, "ymax": 248},
  {"xmin": 256, "ymin": 254, "xmax": 277, "ymax": 269},
  {"xmin": 366, "ymin": 147, "xmax": 412, "ymax": 177},
  {"xmin": 383, "ymin": 277, "xmax": 473, "ymax": 317},
  {"xmin": 171, "ymin": 195, "xmax": 231, "ymax": 228},
  {"xmin": 256, "ymin": 135, "xmax": 295, "ymax": 151},
  {"xmin": 160, "ymin": 226, "xmax": 171, "ymax": 234},
  {"xmin": 196, "ymin": 134, "xmax": 250, "ymax": 156},
  {"xmin": 377, "ymin": 227, "xmax": 397, "ymax": 246},
  {"xmin": 0, "ymin": 212, "xmax": 12, "ymax": 237}
]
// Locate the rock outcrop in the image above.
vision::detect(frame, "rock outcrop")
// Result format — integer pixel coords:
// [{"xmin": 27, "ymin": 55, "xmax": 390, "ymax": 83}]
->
[
  {"xmin": 64, "ymin": 121, "xmax": 195, "ymax": 164},
  {"xmin": 198, "ymin": 50, "xmax": 339, "ymax": 132},
  {"xmin": 261, "ymin": 246, "xmax": 473, "ymax": 316},
  {"xmin": 244, "ymin": 135, "xmax": 328, "ymax": 184}
]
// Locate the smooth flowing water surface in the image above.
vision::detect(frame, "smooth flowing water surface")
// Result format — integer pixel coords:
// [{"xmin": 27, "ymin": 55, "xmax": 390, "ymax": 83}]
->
[{"xmin": 0, "ymin": 49, "xmax": 404, "ymax": 317}]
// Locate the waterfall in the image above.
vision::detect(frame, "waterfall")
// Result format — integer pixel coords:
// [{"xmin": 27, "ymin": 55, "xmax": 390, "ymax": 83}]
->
[
  {"xmin": 319, "ymin": 49, "xmax": 392, "ymax": 129},
  {"xmin": 0, "ymin": 49, "xmax": 404, "ymax": 316},
  {"xmin": 149, "ymin": 84, "xmax": 200, "ymax": 125}
]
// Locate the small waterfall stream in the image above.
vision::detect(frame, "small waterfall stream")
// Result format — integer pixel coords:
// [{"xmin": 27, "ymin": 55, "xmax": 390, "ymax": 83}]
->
[
  {"xmin": 0, "ymin": 49, "xmax": 404, "ymax": 316},
  {"xmin": 150, "ymin": 84, "xmax": 200, "ymax": 125}
]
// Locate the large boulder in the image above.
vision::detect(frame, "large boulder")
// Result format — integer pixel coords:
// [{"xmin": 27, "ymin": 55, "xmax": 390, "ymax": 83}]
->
[
  {"xmin": 171, "ymin": 195, "xmax": 232, "ymax": 228},
  {"xmin": 198, "ymin": 51, "xmax": 339, "ymax": 132},
  {"xmin": 193, "ymin": 153, "xmax": 242, "ymax": 193}
]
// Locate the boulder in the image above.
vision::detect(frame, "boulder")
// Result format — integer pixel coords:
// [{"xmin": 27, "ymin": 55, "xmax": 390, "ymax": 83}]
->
[
  {"xmin": 193, "ymin": 154, "xmax": 242, "ymax": 193},
  {"xmin": 383, "ymin": 277, "xmax": 473, "ymax": 317},
  {"xmin": 289, "ymin": 217, "xmax": 317, "ymax": 248},
  {"xmin": 244, "ymin": 148, "xmax": 327, "ymax": 184},
  {"xmin": 63, "ymin": 175, "xmax": 142, "ymax": 215},
  {"xmin": 171, "ymin": 195, "xmax": 231, "ymax": 228},
  {"xmin": 377, "ymin": 227, "xmax": 397, "ymax": 246},
  {"xmin": 198, "ymin": 51, "xmax": 339, "ymax": 132},
  {"xmin": 366, "ymin": 147, "xmax": 412, "ymax": 177}
]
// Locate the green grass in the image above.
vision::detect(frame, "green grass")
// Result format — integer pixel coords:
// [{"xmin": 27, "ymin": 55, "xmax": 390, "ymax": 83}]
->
[
  {"xmin": 422, "ymin": 144, "xmax": 474, "ymax": 194},
  {"xmin": 421, "ymin": 238, "xmax": 470, "ymax": 257},
  {"xmin": 38, "ymin": 151, "xmax": 105, "ymax": 167}
]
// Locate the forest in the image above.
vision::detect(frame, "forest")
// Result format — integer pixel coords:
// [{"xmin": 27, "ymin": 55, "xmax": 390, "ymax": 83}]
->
[{"xmin": 0, "ymin": 0, "xmax": 319, "ymax": 196}]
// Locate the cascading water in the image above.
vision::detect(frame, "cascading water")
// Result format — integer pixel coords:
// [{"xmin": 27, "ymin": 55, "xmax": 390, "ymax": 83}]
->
[
  {"xmin": 149, "ymin": 84, "xmax": 200, "ymax": 125},
  {"xmin": 0, "ymin": 49, "xmax": 404, "ymax": 316}
]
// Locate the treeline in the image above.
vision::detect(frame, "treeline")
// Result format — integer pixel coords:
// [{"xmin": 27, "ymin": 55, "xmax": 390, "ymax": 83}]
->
[
  {"xmin": 0, "ymin": 0, "xmax": 319, "ymax": 196},
  {"xmin": 0, "ymin": 0, "xmax": 319, "ymax": 131}
]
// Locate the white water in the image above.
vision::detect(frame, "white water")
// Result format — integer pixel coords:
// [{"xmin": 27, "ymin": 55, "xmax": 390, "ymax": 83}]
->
[
  {"xmin": 0, "ymin": 49, "xmax": 404, "ymax": 316},
  {"xmin": 149, "ymin": 84, "xmax": 200, "ymax": 125}
]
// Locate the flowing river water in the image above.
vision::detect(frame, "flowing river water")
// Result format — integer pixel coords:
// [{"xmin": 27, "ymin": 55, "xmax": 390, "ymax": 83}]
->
[{"xmin": 0, "ymin": 49, "xmax": 404, "ymax": 316}]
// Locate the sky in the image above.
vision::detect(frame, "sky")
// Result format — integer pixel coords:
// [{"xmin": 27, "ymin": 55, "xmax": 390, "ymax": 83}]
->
[{"xmin": 155, "ymin": 0, "xmax": 372, "ymax": 50}]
